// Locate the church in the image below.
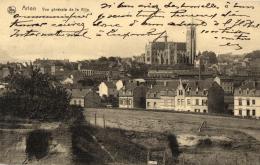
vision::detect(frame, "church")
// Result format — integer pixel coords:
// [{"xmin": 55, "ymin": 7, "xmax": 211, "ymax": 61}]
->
[{"xmin": 145, "ymin": 26, "xmax": 196, "ymax": 66}]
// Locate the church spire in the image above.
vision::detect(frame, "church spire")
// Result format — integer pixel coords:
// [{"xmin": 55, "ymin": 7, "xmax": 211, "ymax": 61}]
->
[{"xmin": 186, "ymin": 21, "xmax": 196, "ymax": 65}]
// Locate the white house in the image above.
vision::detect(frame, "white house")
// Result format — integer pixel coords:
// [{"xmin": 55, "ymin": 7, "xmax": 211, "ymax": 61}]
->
[
  {"xmin": 234, "ymin": 81, "xmax": 260, "ymax": 118},
  {"xmin": 98, "ymin": 81, "xmax": 118, "ymax": 97},
  {"xmin": 116, "ymin": 80, "xmax": 124, "ymax": 91}
]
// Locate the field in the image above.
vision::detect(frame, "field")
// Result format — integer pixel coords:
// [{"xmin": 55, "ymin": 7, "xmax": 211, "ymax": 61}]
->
[
  {"xmin": 1, "ymin": 108, "xmax": 260, "ymax": 165},
  {"xmin": 84, "ymin": 108, "xmax": 260, "ymax": 165}
]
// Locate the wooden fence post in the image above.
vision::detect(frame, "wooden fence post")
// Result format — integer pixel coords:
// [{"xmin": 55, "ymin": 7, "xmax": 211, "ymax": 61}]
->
[
  {"xmin": 103, "ymin": 114, "xmax": 106, "ymax": 128},
  {"xmin": 94, "ymin": 113, "xmax": 97, "ymax": 126},
  {"xmin": 163, "ymin": 150, "xmax": 166, "ymax": 165},
  {"xmin": 147, "ymin": 150, "xmax": 150, "ymax": 164}
]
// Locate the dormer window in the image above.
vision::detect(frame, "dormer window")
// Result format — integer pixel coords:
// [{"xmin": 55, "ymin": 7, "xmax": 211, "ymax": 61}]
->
[
  {"xmin": 179, "ymin": 90, "xmax": 183, "ymax": 95},
  {"xmin": 246, "ymin": 88, "xmax": 249, "ymax": 95},
  {"xmin": 239, "ymin": 88, "xmax": 242, "ymax": 94},
  {"xmin": 203, "ymin": 90, "xmax": 207, "ymax": 95}
]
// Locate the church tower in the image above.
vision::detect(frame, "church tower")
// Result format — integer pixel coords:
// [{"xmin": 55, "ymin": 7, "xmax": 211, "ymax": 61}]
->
[{"xmin": 186, "ymin": 25, "xmax": 196, "ymax": 65}]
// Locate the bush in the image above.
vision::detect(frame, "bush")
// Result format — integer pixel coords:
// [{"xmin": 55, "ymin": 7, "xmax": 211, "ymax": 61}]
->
[
  {"xmin": 26, "ymin": 129, "xmax": 52, "ymax": 160},
  {"xmin": 168, "ymin": 134, "xmax": 180, "ymax": 159}
]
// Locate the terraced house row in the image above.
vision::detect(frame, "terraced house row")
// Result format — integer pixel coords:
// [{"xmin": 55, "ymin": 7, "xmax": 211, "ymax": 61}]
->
[
  {"xmin": 118, "ymin": 79, "xmax": 260, "ymax": 119},
  {"xmin": 145, "ymin": 79, "xmax": 223, "ymax": 114},
  {"xmin": 65, "ymin": 76, "xmax": 260, "ymax": 119},
  {"xmin": 118, "ymin": 79, "xmax": 224, "ymax": 114}
]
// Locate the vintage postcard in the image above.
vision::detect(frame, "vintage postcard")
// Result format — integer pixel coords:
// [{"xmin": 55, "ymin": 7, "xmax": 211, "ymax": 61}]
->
[{"xmin": 0, "ymin": 0, "xmax": 260, "ymax": 164}]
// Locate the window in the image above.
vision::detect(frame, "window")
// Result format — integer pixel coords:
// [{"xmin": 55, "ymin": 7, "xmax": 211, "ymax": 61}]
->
[
  {"xmin": 239, "ymin": 109, "xmax": 242, "ymax": 116},
  {"xmin": 147, "ymin": 102, "xmax": 150, "ymax": 107},
  {"xmin": 202, "ymin": 99, "xmax": 207, "ymax": 106},
  {"xmin": 203, "ymin": 109, "xmax": 207, "ymax": 113},
  {"xmin": 252, "ymin": 110, "xmax": 256, "ymax": 116},
  {"xmin": 79, "ymin": 100, "xmax": 81, "ymax": 105},
  {"xmin": 246, "ymin": 109, "xmax": 250, "ymax": 116},
  {"xmin": 129, "ymin": 99, "xmax": 132, "ymax": 105},
  {"xmin": 74, "ymin": 100, "xmax": 77, "ymax": 105},
  {"xmin": 187, "ymin": 99, "xmax": 191, "ymax": 105},
  {"xmin": 203, "ymin": 90, "xmax": 207, "ymax": 95},
  {"xmin": 247, "ymin": 99, "xmax": 250, "ymax": 106},
  {"xmin": 181, "ymin": 99, "xmax": 184, "ymax": 105},
  {"xmin": 238, "ymin": 99, "xmax": 242, "ymax": 106},
  {"xmin": 179, "ymin": 90, "xmax": 183, "ymax": 95},
  {"xmin": 120, "ymin": 99, "xmax": 123, "ymax": 105},
  {"xmin": 195, "ymin": 109, "xmax": 200, "ymax": 113},
  {"xmin": 154, "ymin": 102, "xmax": 157, "ymax": 107},
  {"xmin": 164, "ymin": 100, "xmax": 168, "ymax": 106},
  {"xmin": 252, "ymin": 100, "xmax": 255, "ymax": 105},
  {"xmin": 177, "ymin": 99, "xmax": 180, "ymax": 105},
  {"xmin": 196, "ymin": 99, "xmax": 199, "ymax": 105}
]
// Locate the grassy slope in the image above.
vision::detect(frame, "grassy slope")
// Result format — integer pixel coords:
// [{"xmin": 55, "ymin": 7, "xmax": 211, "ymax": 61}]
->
[
  {"xmin": 84, "ymin": 108, "xmax": 260, "ymax": 140},
  {"xmin": 84, "ymin": 108, "xmax": 260, "ymax": 165}
]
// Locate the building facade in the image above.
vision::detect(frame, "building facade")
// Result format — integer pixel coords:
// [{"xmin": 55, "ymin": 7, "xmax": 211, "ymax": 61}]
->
[
  {"xmin": 69, "ymin": 88, "xmax": 91, "ymax": 107},
  {"xmin": 146, "ymin": 84, "xmax": 176, "ymax": 110},
  {"xmin": 98, "ymin": 81, "xmax": 118, "ymax": 97},
  {"xmin": 146, "ymin": 79, "xmax": 214, "ymax": 113},
  {"xmin": 145, "ymin": 26, "xmax": 196, "ymax": 66},
  {"xmin": 234, "ymin": 81, "xmax": 260, "ymax": 118},
  {"xmin": 119, "ymin": 83, "xmax": 147, "ymax": 109}
]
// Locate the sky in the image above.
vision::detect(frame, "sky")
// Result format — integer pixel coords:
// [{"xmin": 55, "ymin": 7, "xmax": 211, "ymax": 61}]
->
[{"xmin": 0, "ymin": 0, "xmax": 259, "ymax": 62}]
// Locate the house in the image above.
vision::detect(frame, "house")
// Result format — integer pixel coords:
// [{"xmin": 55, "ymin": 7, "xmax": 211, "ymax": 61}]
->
[
  {"xmin": 0, "ymin": 67, "xmax": 10, "ymax": 79},
  {"xmin": 0, "ymin": 83, "xmax": 8, "ymax": 97},
  {"xmin": 69, "ymin": 88, "xmax": 91, "ymax": 107},
  {"xmin": 69, "ymin": 88, "xmax": 101, "ymax": 108},
  {"xmin": 146, "ymin": 79, "xmax": 215, "ymax": 113},
  {"xmin": 234, "ymin": 80, "xmax": 260, "ymax": 118},
  {"xmin": 175, "ymin": 79, "xmax": 212, "ymax": 113},
  {"xmin": 214, "ymin": 76, "xmax": 234, "ymax": 113},
  {"xmin": 116, "ymin": 80, "xmax": 124, "ymax": 91},
  {"xmin": 98, "ymin": 81, "xmax": 118, "ymax": 97},
  {"xmin": 146, "ymin": 81, "xmax": 178, "ymax": 110},
  {"xmin": 78, "ymin": 64, "xmax": 121, "ymax": 80},
  {"xmin": 84, "ymin": 90, "xmax": 101, "ymax": 108},
  {"xmin": 119, "ymin": 83, "xmax": 147, "ymax": 109},
  {"xmin": 214, "ymin": 76, "xmax": 234, "ymax": 94}
]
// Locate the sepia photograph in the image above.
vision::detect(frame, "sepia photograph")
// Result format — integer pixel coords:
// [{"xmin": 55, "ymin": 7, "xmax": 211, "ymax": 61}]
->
[{"xmin": 0, "ymin": 0, "xmax": 260, "ymax": 164}]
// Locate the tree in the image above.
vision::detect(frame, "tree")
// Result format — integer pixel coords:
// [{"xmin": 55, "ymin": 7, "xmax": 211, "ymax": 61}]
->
[
  {"xmin": 108, "ymin": 56, "xmax": 117, "ymax": 62},
  {"xmin": 201, "ymin": 51, "xmax": 218, "ymax": 64},
  {"xmin": 98, "ymin": 56, "xmax": 108, "ymax": 62},
  {"xmin": 208, "ymin": 82, "xmax": 225, "ymax": 114},
  {"xmin": 0, "ymin": 66, "xmax": 71, "ymax": 120},
  {"xmin": 128, "ymin": 64, "xmax": 148, "ymax": 78},
  {"xmin": 244, "ymin": 50, "xmax": 260, "ymax": 59}
]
